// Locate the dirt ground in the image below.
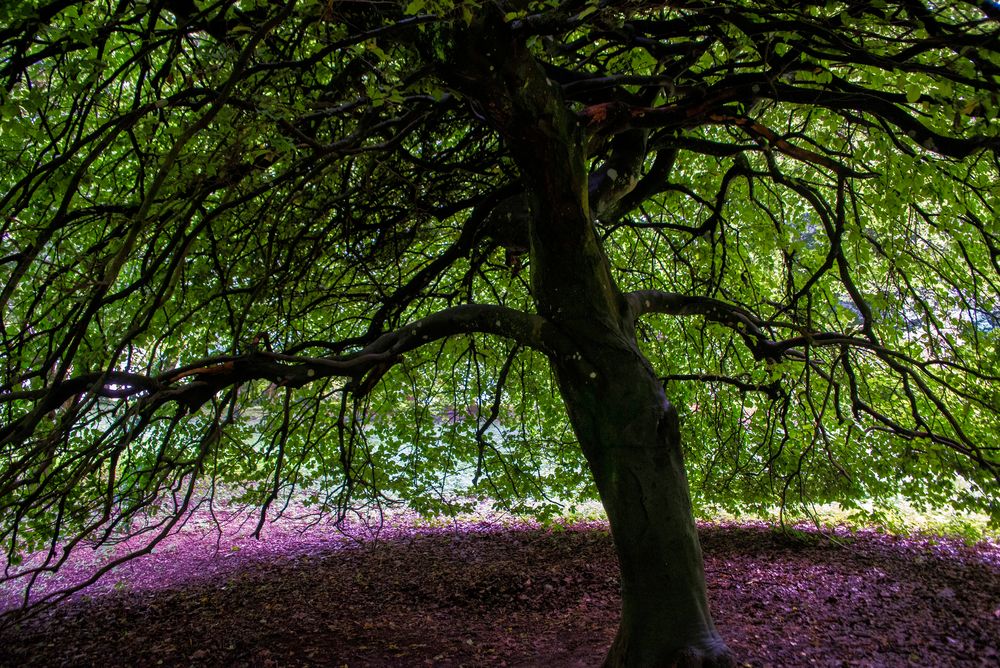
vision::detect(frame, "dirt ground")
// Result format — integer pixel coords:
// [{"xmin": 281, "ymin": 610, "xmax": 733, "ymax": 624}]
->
[{"xmin": 1, "ymin": 520, "xmax": 998, "ymax": 667}]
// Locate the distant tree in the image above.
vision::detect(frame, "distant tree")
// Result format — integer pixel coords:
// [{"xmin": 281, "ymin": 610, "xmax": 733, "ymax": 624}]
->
[{"xmin": 2, "ymin": 0, "xmax": 999, "ymax": 664}]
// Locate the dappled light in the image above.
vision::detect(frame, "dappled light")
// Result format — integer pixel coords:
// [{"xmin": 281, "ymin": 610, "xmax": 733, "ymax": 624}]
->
[
  {"xmin": 2, "ymin": 510, "xmax": 997, "ymax": 666},
  {"xmin": 2, "ymin": 0, "xmax": 999, "ymax": 663}
]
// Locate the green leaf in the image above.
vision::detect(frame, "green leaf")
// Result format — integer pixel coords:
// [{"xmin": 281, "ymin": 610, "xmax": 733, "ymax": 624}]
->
[{"xmin": 1, "ymin": 1, "xmax": 998, "ymax": 629}]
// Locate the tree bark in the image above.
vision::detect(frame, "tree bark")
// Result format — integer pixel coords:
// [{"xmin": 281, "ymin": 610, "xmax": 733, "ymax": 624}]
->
[
  {"xmin": 553, "ymin": 338, "xmax": 733, "ymax": 668},
  {"xmin": 444, "ymin": 13, "xmax": 734, "ymax": 666}
]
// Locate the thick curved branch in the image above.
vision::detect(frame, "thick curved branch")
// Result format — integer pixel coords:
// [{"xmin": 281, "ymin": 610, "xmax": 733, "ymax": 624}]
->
[
  {"xmin": 633, "ymin": 289, "xmax": 999, "ymax": 478},
  {"xmin": 589, "ymin": 129, "xmax": 651, "ymax": 219},
  {"xmin": 348, "ymin": 303, "xmax": 570, "ymax": 373},
  {"xmin": 1, "ymin": 305, "xmax": 570, "ymax": 449},
  {"xmin": 627, "ymin": 290, "xmax": 779, "ymax": 360},
  {"xmin": 627, "ymin": 290, "xmax": 878, "ymax": 362}
]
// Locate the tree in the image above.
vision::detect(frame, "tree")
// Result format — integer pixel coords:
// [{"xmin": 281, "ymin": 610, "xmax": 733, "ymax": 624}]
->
[{"xmin": 2, "ymin": 0, "xmax": 999, "ymax": 664}]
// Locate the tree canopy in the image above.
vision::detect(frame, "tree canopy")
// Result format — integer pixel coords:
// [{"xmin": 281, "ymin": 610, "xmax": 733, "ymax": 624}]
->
[{"xmin": 2, "ymin": 0, "xmax": 999, "ymax": 661}]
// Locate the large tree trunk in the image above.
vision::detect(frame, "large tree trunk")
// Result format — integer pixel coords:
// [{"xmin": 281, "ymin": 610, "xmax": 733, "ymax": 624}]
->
[
  {"xmin": 444, "ymin": 14, "xmax": 734, "ymax": 665},
  {"xmin": 555, "ymin": 343, "xmax": 733, "ymax": 667}
]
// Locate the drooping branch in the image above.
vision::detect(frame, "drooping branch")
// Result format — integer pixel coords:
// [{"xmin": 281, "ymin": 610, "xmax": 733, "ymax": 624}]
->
[
  {"xmin": 1, "ymin": 1, "xmax": 998, "ymax": 636},
  {"xmin": 580, "ymin": 96, "xmax": 967, "ymax": 177},
  {"xmin": 627, "ymin": 290, "xmax": 782, "ymax": 361},
  {"xmin": 1, "ymin": 304, "xmax": 570, "ymax": 450},
  {"xmin": 629, "ymin": 290, "xmax": 881, "ymax": 362},
  {"xmin": 631, "ymin": 289, "xmax": 1000, "ymax": 479}
]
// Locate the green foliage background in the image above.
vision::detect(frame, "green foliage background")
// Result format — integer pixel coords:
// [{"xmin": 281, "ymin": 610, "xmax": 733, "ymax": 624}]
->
[{"xmin": 0, "ymin": 0, "xmax": 998, "ymax": 581}]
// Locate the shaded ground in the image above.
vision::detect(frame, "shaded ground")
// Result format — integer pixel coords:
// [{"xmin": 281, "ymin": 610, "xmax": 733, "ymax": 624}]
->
[{"xmin": 1, "ymin": 520, "xmax": 998, "ymax": 667}]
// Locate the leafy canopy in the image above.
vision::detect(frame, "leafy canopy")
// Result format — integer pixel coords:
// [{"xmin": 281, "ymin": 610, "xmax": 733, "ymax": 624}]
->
[{"xmin": 1, "ymin": 0, "xmax": 999, "ymax": 604}]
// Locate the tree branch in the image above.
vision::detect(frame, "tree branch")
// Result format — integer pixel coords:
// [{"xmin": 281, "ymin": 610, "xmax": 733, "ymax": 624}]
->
[{"xmin": 1, "ymin": 305, "xmax": 569, "ymax": 449}]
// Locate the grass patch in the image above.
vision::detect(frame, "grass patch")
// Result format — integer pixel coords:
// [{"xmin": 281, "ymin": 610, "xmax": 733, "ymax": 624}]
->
[{"xmin": 700, "ymin": 499, "xmax": 996, "ymax": 544}]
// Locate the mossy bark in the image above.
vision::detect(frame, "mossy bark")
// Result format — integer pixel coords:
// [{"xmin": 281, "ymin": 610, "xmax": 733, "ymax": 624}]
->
[{"xmin": 554, "ymin": 347, "xmax": 732, "ymax": 667}]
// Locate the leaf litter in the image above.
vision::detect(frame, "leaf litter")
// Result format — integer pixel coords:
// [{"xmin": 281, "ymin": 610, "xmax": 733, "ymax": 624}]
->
[{"xmin": 0, "ymin": 508, "xmax": 997, "ymax": 667}]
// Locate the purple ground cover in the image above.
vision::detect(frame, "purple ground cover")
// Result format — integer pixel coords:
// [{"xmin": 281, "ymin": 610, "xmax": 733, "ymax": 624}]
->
[{"xmin": 1, "ymin": 504, "xmax": 998, "ymax": 667}]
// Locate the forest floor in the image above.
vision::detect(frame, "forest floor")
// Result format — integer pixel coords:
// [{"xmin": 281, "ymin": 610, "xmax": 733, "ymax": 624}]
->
[{"xmin": 0, "ymin": 510, "xmax": 998, "ymax": 667}]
